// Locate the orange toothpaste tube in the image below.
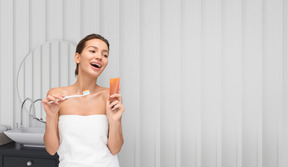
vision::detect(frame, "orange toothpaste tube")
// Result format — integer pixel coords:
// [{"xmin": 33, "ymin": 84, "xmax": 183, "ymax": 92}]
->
[{"xmin": 109, "ymin": 77, "xmax": 120, "ymax": 102}]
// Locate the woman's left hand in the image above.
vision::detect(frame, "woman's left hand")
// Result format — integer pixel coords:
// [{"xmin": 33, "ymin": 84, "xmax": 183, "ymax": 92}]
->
[{"xmin": 106, "ymin": 94, "xmax": 125, "ymax": 123}]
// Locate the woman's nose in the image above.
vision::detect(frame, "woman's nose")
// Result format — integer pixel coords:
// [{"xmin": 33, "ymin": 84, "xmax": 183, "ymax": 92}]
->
[{"xmin": 95, "ymin": 53, "xmax": 102, "ymax": 60}]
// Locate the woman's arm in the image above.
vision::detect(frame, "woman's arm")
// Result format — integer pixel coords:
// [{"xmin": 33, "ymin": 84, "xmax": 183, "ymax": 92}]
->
[
  {"xmin": 42, "ymin": 88, "xmax": 66, "ymax": 155},
  {"xmin": 44, "ymin": 114, "xmax": 59, "ymax": 155},
  {"xmin": 107, "ymin": 119, "xmax": 124, "ymax": 155},
  {"xmin": 106, "ymin": 94, "xmax": 125, "ymax": 155}
]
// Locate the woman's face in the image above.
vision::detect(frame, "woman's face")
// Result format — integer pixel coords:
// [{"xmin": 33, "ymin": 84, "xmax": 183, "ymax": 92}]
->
[{"xmin": 75, "ymin": 38, "xmax": 109, "ymax": 78}]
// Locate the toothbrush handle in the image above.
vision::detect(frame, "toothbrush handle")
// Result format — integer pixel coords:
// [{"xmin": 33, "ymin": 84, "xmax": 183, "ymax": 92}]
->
[
  {"xmin": 49, "ymin": 99, "xmax": 60, "ymax": 104},
  {"xmin": 64, "ymin": 95, "xmax": 83, "ymax": 99},
  {"xmin": 48, "ymin": 95, "xmax": 84, "ymax": 103}
]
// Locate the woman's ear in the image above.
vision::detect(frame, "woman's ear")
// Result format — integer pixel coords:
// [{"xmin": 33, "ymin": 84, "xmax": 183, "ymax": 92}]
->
[{"xmin": 75, "ymin": 53, "xmax": 80, "ymax": 64}]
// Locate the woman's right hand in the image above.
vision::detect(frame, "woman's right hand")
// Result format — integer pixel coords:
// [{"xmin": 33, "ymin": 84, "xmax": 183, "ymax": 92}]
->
[{"xmin": 42, "ymin": 91, "xmax": 66, "ymax": 119}]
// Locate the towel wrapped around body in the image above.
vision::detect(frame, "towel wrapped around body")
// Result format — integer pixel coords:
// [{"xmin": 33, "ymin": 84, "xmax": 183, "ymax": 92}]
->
[
  {"xmin": 0, "ymin": 125, "xmax": 12, "ymax": 146},
  {"xmin": 57, "ymin": 114, "xmax": 120, "ymax": 167}
]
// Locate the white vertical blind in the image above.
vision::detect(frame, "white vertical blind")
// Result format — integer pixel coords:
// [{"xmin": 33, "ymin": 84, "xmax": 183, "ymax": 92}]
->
[
  {"xmin": 14, "ymin": 0, "xmax": 30, "ymax": 128},
  {"xmin": 0, "ymin": 0, "xmax": 14, "ymax": 126},
  {"xmin": 63, "ymin": 0, "xmax": 80, "ymax": 85},
  {"xmin": 140, "ymin": 0, "xmax": 161, "ymax": 167},
  {"xmin": 181, "ymin": 0, "xmax": 202, "ymax": 167},
  {"xmin": 161, "ymin": 0, "xmax": 182, "ymax": 165},
  {"xmin": 119, "ymin": 0, "xmax": 141, "ymax": 166},
  {"xmin": 82, "ymin": 0, "xmax": 100, "ymax": 37},
  {"xmin": 283, "ymin": 1, "xmax": 288, "ymax": 167},
  {"xmin": 201, "ymin": 0, "xmax": 222, "ymax": 166},
  {"xmin": 222, "ymin": 0, "xmax": 242, "ymax": 167},
  {"xmin": 0, "ymin": 0, "xmax": 288, "ymax": 166},
  {"xmin": 263, "ymin": 0, "xmax": 284, "ymax": 166},
  {"xmin": 243, "ymin": 0, "xmax": 263, "ymax": 167}
]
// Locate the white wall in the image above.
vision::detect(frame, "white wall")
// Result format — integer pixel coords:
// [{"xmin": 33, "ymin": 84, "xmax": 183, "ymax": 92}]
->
[{"xmin": 0, "ymin": 0, "xmax": 287, "ymax": 167}]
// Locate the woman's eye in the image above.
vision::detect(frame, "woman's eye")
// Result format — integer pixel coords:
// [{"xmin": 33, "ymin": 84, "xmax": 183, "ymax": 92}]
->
[
  {"xmin": 90, "ymin": 50, "xmax": 96, "ymax": 53},
  {"xmin": 103, "ymin": 55, "xmax": 108, "ymax": 58}
]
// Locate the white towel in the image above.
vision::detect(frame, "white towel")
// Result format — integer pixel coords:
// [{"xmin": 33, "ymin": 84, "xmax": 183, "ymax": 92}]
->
[{"xmin": 57, "ymin": 115, "xmax": 119, "ymax": 167}]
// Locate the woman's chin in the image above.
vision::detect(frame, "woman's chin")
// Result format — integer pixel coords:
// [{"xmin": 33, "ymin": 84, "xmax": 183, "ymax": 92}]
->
[
  {"xmin": 78, "ymin": 70, "xmax": 102, "ymax": 78},
  {"xmin": 88, "ymin": 72, "xmax": 101, "ymax": 78}
]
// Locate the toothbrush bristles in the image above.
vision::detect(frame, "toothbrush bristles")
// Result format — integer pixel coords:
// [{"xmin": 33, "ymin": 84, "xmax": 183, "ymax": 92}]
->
[{"xmin": 83, "ymin": 90, "xmax": 90, "ymax": 96}]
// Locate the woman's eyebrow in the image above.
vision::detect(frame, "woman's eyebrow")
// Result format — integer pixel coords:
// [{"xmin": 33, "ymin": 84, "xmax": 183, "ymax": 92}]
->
[
  {"xmin": 88, "ymin": 46, "xmax": 98, "ymax": 49},
  {"xmin": 88, "ymin": 46, "xmax": 109, "ymax": 53}
]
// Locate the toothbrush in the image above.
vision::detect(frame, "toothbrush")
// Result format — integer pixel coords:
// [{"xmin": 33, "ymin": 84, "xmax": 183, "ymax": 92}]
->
[{"xmin": 49, "ymin": 90, "xmax": 90, "ymax": 104}]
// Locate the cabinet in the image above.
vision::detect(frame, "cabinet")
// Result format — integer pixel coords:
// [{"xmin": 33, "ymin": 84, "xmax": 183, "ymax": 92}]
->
[{"xmin": 0, "ymin": 142, "xmax": 58, "ymax": 167}]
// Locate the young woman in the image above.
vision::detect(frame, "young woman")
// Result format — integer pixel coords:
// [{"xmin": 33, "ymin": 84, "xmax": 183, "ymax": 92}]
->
[{"xmin": 42, "ymin": 34, "xmax": 124, "ymax": 167}]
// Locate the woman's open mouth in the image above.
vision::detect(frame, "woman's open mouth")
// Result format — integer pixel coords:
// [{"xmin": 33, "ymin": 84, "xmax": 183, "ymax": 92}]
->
[{"xmin": 90, "ymin": 62, "xmax": 102, "ymax": 70}]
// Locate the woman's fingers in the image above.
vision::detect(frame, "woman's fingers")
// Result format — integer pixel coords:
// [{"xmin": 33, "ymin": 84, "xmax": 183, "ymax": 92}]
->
[
  {"xmin": 108, "ymin": 94, "xmax": 124, "ymax": 111},
  {"xmin": 42, "ymin": 98, "xmax": 50, "ymax": 106},
  {"xmin": 108, "ymin": 99, "xmax": 125, "ymax": 112},
  {"xmin": 111, "ymin": 104, "xmax": 120, "ymax": 111},
  {"xmin": 110, "ymin": 94, "xmax": 122, "ymax": 103},
  {"xmin": 109, "ymin": 100, "xmax": 119, "ymax": 109},
  {"xmin": 46, "ymin": 95, "xmax": 65, "ymax": 105},
  {"xmin": 47, "ymin": 95, "xmax": 56, "ymax": 103}
]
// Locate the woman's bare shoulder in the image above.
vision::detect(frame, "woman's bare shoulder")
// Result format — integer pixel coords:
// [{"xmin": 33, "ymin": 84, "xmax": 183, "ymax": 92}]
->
[
  {"xmin": 103, "ymin": 87, "xmax": 109, "ymax": 93},
  {"xmin": 95, "ymin": 86, "xmax": 109, "ymax": 99},
  {"xmin": 47, "ymin": 86, "xmax": 73, "ymax": 96},
  {"xmin": 97, "ymin": 86, "xmax": 109, "ymax": 95}
]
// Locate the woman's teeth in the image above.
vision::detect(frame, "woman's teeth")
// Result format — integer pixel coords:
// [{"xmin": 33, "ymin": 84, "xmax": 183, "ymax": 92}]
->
[{"xmin": 91, "ymin": 63, "xmax": 101, "ymax": 68}]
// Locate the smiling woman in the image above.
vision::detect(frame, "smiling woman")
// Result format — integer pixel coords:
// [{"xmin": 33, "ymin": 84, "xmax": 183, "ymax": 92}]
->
[
  {"xmin": 74, "ymin": 34, "xmax": 110, "ymax": 76},
  {"xmin": 42, "ymin": 34, "xmax": 124, "ymax": 167}
]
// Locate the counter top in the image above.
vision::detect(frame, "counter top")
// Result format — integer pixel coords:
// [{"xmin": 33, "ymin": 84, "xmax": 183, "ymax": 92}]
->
[{"xmin": 0, "ymin": 142, "xmax": 59, "ymax": 167}]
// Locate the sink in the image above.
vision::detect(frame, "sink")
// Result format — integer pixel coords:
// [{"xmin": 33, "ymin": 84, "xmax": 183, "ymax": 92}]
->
[{"xmin": 4, "ymin": 127, "xmax": 45, "ymax": 148}]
